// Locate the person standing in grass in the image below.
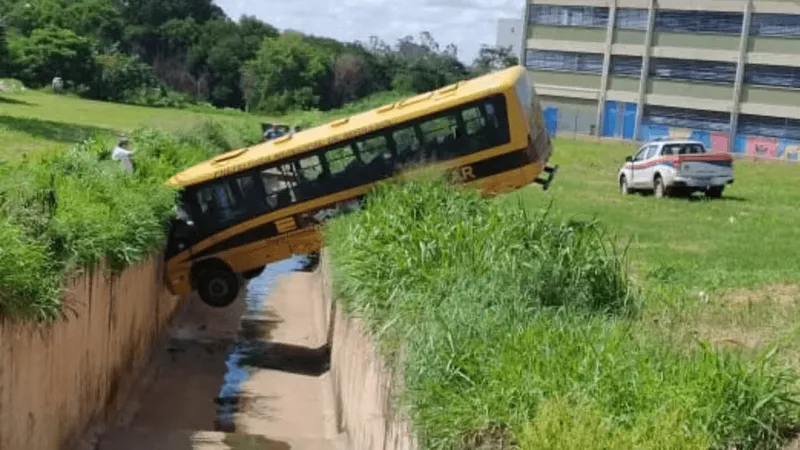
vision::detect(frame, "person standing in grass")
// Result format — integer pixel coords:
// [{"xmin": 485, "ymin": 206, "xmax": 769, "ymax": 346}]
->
[{"xmin": 112, "ymin": 135, "xmax": 135, "ymax": 173}]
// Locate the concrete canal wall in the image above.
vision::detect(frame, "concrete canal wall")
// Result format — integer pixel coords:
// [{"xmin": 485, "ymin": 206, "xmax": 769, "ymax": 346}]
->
[
  {"xmin": 318, "ymin": 252, "xmax": 419, "ymax": 450},
  {"xmin": 0, "ymin": 254, "xmax": 181, "ymax": 450}
]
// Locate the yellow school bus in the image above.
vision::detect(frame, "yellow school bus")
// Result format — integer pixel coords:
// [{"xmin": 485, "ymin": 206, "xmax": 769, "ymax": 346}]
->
[{"xmin": 164, "ymin": 65, "xmax": 557, "ymax": 307}]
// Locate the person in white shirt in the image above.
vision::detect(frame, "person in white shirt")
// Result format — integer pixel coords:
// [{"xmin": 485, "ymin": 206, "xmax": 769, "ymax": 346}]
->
[{"xmin": 111, "ymin": 136, "xmax": 135, "ymax": 173}]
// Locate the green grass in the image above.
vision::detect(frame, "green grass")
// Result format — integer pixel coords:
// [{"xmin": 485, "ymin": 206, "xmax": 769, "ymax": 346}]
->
[
  {"xmin": 507, "ymin": 139, "xmax": 800, "ymax": 291},
  {"xmin": 325, "ymin": 142, "xmax": 800, "ymax": 449},
  {"xmin": 0, "ymin": 87, "xmax": 264, "ymax": 161},
  {"xmin": 508, "ymin": 139, "xmax": 800, "ymax": 368}
]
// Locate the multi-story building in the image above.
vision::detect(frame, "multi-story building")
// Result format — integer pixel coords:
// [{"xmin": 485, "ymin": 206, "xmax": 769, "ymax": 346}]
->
[
  {"xmin": 522, "ymin": 0, "xmax": 800, "ymax": 160},
  {"xmin": 496, "ymin": 18, "xmax": 524, "ymax": 58}
]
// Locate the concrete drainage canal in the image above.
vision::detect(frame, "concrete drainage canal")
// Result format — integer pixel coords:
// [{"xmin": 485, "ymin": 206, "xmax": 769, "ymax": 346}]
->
[{"xmin": 93, "ymin": 253, "xmax": 343, "ymax": 450}]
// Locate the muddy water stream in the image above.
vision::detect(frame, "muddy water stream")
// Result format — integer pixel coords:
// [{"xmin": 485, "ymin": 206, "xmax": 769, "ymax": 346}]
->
[{"xmin": 214, "ymin": 255, "xmax": 312, "ymax": 433}]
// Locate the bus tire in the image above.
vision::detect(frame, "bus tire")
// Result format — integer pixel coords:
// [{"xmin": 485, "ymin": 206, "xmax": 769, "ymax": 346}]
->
[{"xmin": 194, "ymin": 263, "xmax": 240, "ymax": 308}]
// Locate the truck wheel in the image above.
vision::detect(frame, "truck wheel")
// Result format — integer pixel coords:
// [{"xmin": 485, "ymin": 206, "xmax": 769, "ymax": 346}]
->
[
  {"xmin": 195, "ymin": 265, "xmax": 240, "ymax": 308},
  {"xmin": 619, "ymin": 176, "xmax": 631, "ymax": 195},
  {"xmin": 654, "ymin": 176, "xmax": 667, "ymax": 199},
  {"xmin": 706, "ymin": 186, "xmax": 724, "ymax": 199}
]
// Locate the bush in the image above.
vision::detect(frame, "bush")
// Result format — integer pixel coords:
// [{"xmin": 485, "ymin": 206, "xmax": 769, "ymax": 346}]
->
[
  {"xmin": 0, "ymin": 219, "xmax": 60, "ymax": 320},
  {"xmin": 0, "ymin": 124, "xmax": 233, "ymax": 320},
  {"xmin": 325, "ymin": 178, "xmax": 799, "ymax": 449},
  {"xmin": 0, "ymin": 78, "xmax": 26, "ymax": 93}
]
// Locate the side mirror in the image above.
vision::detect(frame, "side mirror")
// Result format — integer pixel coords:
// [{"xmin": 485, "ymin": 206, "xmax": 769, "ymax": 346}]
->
[{"xmin": 625, "ymin": 156, "xmax": 633, "ymax": 162}]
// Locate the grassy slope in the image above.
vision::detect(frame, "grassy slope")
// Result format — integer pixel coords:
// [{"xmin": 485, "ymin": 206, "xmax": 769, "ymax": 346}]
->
[
  {"xmin": 327, "ymin": 137, "xmax": 800, "ymax": 448},
  {"xmin": 0, "ymin": 89, "xmax": 264, "ymax": 160},
  {"xmin": 327, "ymin": 177, "xmax": 799, "ymax": 449}
]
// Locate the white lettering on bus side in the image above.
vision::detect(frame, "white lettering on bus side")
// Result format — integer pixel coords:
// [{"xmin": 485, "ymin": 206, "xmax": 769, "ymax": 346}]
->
[{"xmin": 450, "ymin": 165, "xmax": 476, "ymax": 183}]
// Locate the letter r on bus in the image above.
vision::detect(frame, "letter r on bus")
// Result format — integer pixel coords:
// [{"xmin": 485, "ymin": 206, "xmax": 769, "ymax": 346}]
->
[{"xmin": 450, "ymin": 166, "xmax": 475, "ymax": 183}]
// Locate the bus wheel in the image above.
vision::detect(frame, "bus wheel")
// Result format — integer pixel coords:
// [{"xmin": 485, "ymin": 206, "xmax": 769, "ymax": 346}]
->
[{"xmin": 195, "ymin": 265, "xmax": 240, "ymax": 308}]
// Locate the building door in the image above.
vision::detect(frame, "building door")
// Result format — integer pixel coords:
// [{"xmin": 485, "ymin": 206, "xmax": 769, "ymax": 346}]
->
[
  {"xmin": 544, "ymin": 107, "xmax": 558, "ymax": 138},
  {"xmin": 622, "ymin": 103, "xmax": 637, "ymax": 140},
  {"xmin": 602, "ymin": 101, "xmax": 618, "ymax": 137}
]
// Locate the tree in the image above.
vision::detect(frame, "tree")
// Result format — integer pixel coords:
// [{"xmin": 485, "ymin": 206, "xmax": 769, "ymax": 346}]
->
[
  {"xmin": 332, "ymin": 53, "xmax": 371, "ymax": 105},
  {"xmin": 0, "ymin": 23, "xmax": 9, "ymax": 77},
  {"xmin": 386, "ymin": 32, "xmax": 468, "ymax": 93},
  {"xmin": 471, "ymin": 45, "xmax": 519, "ymax": 75},
  {"xmin": 186, "ymin": 16, "xmax": 276, "ymax": 108},
  {"xmin": 241, "ymin": 33, "xmax": 330, "ymax": 113},
  {"xmin": 0, "ymin": 2, "xmax": 476, "ymax": 112},
  {"xmin": 89, "ymin": 49, "xmax": 158, "ymax": 101},
  {"xmin": 9, "ymin": 27, "xmax": 95, "ymax": 88}
]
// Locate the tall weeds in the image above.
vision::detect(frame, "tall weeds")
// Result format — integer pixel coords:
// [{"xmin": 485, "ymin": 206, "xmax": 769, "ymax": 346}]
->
[
  {"xmin": 325, "ymin": 178, "xmax": 799, "ymax": 449},
  {"xmin": 0, "ymin": 119, "xmax": 260, "ymax": 321}
]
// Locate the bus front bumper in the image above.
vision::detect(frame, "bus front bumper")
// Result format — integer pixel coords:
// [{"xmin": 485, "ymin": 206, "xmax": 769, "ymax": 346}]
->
[{"xmin": 534, "ymin": 164, "xmax": 559, "ymax": 191}]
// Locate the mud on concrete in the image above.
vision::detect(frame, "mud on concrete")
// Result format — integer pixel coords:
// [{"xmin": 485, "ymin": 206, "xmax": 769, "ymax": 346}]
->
[{"xmin": 91, "ymin": 255, "xmax": 345, "ymax": 450}]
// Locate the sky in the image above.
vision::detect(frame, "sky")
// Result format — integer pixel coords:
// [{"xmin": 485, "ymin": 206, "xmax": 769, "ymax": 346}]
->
[{"xmin": 215, "ymin": 0, "xmax": 524, "ymax": 63}]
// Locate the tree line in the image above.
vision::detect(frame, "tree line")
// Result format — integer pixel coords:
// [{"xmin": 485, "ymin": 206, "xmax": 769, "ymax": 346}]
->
[{"xmin": 0, "ymin": 0, "xmax": 518, "ymax": 113}]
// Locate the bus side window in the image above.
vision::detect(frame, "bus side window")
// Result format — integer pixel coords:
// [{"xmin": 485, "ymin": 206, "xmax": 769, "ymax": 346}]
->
[
  {"xmin": 194, "ymin": 180, "xmax": 248, "ymax": 230},
  {"xmin": 294, "ymin": 154, "xmax": 327, "ymax": 202},
  {"xmin": 483, "ymin": 101, "xmax": 500, "ymax": 129},
  {"xmin": 354, "ymin": 135, "xmax": 392, "ymax": 182},
  {"xmin": 260, "ymin": 163, "xmax": 297, "ymax": 210},
  {"xmin": 392, "ymin": 126, "xmax": 422, "ymax": 163},
  {"xmin": 235, "ymin": 173, "xmax": 261, "ymax": 202},
  {"xmin": 355, "ymin": 135, "xmax": 390, "ymax": 165},
  {"xmin": 461, "ymin": 106, "xmax": 490, "ymax": 152},
  {"xmin": 419, "ymin": 114, "xmax": 458, "ymax": 160},
  {"xmin": 483, "ymin": 97, "xmax": 511, "ymax": 145},
  {"xmin": 326, "ymin": 145, "xmax": 358, "ymax": 175},
  {"xmin": 297, "ymin": 154, "xmax": 324, "ymax": 182},
  {"xmin": 462, "ymin": 106, "xmax": 486, "ymax": 136}
]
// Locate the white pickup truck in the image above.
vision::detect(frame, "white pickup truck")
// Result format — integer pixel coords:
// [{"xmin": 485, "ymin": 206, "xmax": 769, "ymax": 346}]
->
[{"xmin": 618, "ymin": 139, "xmax": 734, "ymax": 198}]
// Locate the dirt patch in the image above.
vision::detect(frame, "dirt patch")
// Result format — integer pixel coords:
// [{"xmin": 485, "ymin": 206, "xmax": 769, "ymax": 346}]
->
[
  {"xmin": 669, "ymin": 285, "xmax": 800, "ymax": 364},
  {"xmin": 723, "ymin": 284, "xmax": 800, "ymax": 307}
]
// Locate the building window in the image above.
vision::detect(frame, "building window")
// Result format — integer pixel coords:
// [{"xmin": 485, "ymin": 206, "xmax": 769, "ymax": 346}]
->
[
  {"xmin": 745, "ymin": 64, "xmax": 800, "ymax": 89},
  {"xmin": 615, "ymin": 8, "xmax": 648, "ymax": 31},
  {"xmin": 655, "ymin": 10, "xmax": 743, "ymax": 34},
  {"xmin": 528, "ymin": 5, "xmax": 609, "ymax": 28},
  {"xmin": 610, "ymin": 56, "xmax": 642, "ymax": 77},
  {"xmin": 643, "ymin": 106, "xmax": 730, "ymax": 131},
  {"xmin": 750, "ymin": 13, "xmax": 800, "ymax": 37},
  {"xmin": 649, "ymin": 58, "xmax": 736, "ymax": 84},
  {"xmin": 738, "ymin": 114, "xmax": 800, "ymax": 140},
  {"xmin": 525, "ymin": 50, "xmax": 603, "ymax": 74}
]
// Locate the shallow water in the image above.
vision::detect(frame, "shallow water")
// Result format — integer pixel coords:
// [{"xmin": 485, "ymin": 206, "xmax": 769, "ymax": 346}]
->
[{"xmin": 215, "ymin": 255, "xmax": 310, "ymax": 432}]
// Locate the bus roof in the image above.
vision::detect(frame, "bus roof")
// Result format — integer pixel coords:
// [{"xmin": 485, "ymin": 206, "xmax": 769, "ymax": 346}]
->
[{"xmin": 167, "ymin": 65, "xmax": 527, "ymax": 188}]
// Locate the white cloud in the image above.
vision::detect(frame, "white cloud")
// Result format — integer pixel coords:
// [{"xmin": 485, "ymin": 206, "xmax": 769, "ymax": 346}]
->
[{"xmin": 214, "ymin": 0, "xmax": 524, "ymax": 62}]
